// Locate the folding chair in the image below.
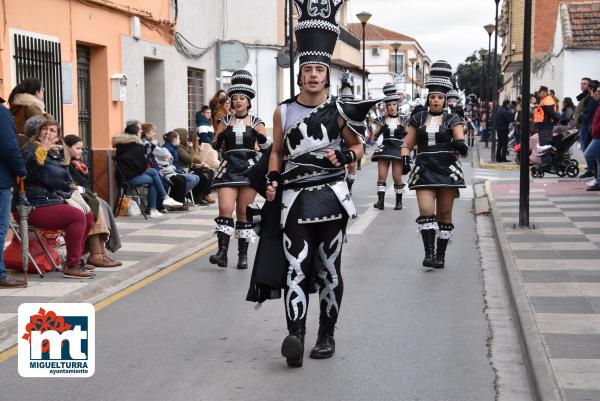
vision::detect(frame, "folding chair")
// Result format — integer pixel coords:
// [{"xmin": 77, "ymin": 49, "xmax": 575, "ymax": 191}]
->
[
  {"xmin": 112, "ymin": 159, "xmax": 149, "ymax": 219},
  {"xmin": 8, "ymin": 221, "xmax": 64, "ymax": 277}
]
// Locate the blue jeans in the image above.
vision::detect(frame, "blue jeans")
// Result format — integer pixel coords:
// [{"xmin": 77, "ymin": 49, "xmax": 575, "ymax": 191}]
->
[
  {"xmin": 584, "ymin": 138, "xmax": 600, "ymax": 181},
  {"xmin": 580, "ymin": 126, "xmax": 594, "ymax": 172},
  {"xmin": 182, "ymin": 173, "xmax": 200, "ymax": 195},
  {"xmin": 128, "ymin": 168, "xmax": 167, "ymax": 209},
  {"xmin": 0, "ymin": 189, "xmax": 11, "ymax": 280}
]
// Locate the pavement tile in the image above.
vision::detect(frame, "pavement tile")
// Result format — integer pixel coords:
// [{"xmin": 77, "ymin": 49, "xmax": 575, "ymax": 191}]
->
[
  {"xmin": 511, "ymin": 242, "xmax": 598, "ymax": 251},
  {"xmin": 531, "ymin": 297, "xmax": 596, "ymax": 314},
  {"xmin": 564, "ymin": 211, "xmax": 600, "ymax": 217},
  {"xmin": 117, "ymin": 242, "xmax": 176, "ymax": 253},
  {"xmin": 521, "ymin": 270, "xmax": 574, "ymax": 283},
  {"xmin": 574, "ymin": 222, "xmax": 600, "ymax": 228},
  {"xmin": 563, "ymin": 389, "xmax": 600, "ymax": 401},
  {"xmin": 507, "ymin": 235, "xmax": 588, "ymax": 243},
  {"xmin": 543, "ymin": 334, "xmax": 600, "ymax": 358},
  {"xmin": 555, "ymin": 205, "xmax": 600, "ymax": 210},
  {"xmin": 558, "ymin": 373, "xmax": 600, "ymax": 390},
  {"xmin": 514, "ymin": 250, "xmax": 600, "ymax": 259},
  {"xmin": 0, "ymin": 313, "xmax": 16, "ymax": 324},
  {"xmin": 571, "ymin": 216, "xmax": 600, "ymax": 222},
  {"xmin": 2, "ymin": 281, "xmax": 89, "ymax": 297},
  {"xmin": 517, "ymin": 260, "xmax": 600, "ymax": 271},
  {"xmin": 552, "ymin": 358, "xmax": 600, "ymax": 373}
]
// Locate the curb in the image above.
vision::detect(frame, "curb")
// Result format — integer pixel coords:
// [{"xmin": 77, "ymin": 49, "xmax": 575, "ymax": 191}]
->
[
  {"xmin": 0, "ymin": 232, "xmax": 216, "ymax": 351},
  {"xmin": 479, "ymin": 161, "xmax": 521, "ymax": 171},
  {"xmin": 485, "ymin": 183, "xmax": 562, "ymax": 401}
]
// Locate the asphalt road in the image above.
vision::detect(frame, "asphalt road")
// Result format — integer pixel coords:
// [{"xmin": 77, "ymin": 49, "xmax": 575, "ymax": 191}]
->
[{"xmin": 0, "ymin": 156, "xmax": 496, "ymax": 401}]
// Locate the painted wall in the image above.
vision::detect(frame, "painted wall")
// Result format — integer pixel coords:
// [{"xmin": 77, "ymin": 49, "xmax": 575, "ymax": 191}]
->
[{"xmin": 0, "ymin": 0, "xmax": 172, "ymax": 148}]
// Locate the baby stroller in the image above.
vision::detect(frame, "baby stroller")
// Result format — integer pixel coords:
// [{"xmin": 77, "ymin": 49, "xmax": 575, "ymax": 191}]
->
[{"xmin": 530, "ymin": 128, "xmax": 580, "ymax": 178}]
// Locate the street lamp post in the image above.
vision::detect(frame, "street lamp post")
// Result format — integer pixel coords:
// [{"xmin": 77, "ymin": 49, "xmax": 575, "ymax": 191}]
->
[
  {"xmin": 484, "ymin": 23, "xmax": 495, "ymax": 148},
  {"xmin": 490, "ymin": 0, "xmax": 501, "ymax": 162},
  {"xmin": 409, "ymin": 56, "xmax": 417, "ymax": 99},
  {"xmin": 519, "ymin": 0, "xmax": 533, "ymax": 228},
  {"xmin": 478, "ymin": 49, "xmax": 488, "ymax": 103},
  {"xmin": 391, "ymin": 42, "xmax": 401, "ymax": 75},
  {"xmin": 289, "ymin": 0, "xmax": 295, "ymax": 98},
  {"xmin": 356, "ymin": 11, "xmax": 372, "ymax": 100}
]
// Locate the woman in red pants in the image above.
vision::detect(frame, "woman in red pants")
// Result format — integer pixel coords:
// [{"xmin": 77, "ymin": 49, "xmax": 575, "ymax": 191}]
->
[{"xmin": 21, "ymin": 120, "xmax": 95, "ymax": 279}]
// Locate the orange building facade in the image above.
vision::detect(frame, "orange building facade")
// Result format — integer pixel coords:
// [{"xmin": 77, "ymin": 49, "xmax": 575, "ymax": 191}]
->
[{"xmin": 0, "ymin": 0, "xmax": 173, "ymax": 199}]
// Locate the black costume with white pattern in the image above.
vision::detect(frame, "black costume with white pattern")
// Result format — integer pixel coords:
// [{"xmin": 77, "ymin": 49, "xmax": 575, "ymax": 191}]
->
[
  {"xmin": 212, "ymin": 114, "xmax": 266, "ymax": 189},
  {"xmin": 407, "ymin": 110, "xmax": 466, "ymax": 189},
  {"xmin": 371, "ymin": 115, "xmax": 407, "ymax": 161}
]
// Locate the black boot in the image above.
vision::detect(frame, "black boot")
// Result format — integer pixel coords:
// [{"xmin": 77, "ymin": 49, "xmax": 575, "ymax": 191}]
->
[
  {"xmin": 237, "ymin": 238, "xmax": 249, "ymax": 270},
  {"xmin": 309, "ymin": 320, "xmax": 335, "ymax": 359},
  {"xmin": 373, "ymin": 182, "xmax": 386, "ymax": 210},
  {"xmin": 434, "ymin": 223, "xmax": 454, "ymax": 269},
  {"xmin": 281, "ymin": 323, "xmax": 305, "ymax": 367},
  {"xmin": 209, "ymin": 217, "xmax": 233, "ymax": 267},
  {"xmin": 346, "ymin": 177, "xmax": 355, "ymax": 195},
  {"xmin": 394, "ymin": 184, "xmax": 405, "ymax": 210},
  {"xmin": 416, "ymin": 216, "xmax": 437, "ymax": 268}
]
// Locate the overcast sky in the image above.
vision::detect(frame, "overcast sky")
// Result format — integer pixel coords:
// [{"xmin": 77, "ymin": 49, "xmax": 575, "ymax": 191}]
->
[{"xmin": 347, "ymin": 0, "xmax": 498, "ymax": 69}]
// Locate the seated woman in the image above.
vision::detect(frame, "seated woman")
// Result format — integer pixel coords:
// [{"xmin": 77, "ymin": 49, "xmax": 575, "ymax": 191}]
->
[
  {"xmin": 112, "ymin": 124, "xmax": 182, "ymax": 218},
  {"xmin": 63, "ymin": 135, "xmax": 122, "ymax": 267},
  {"xmin": 162, "ymin": 131, "xmax": 200, "ymax": 200},
  {"xmin": 21, "ymin": 120, "xmax": 95, "ymax": 279},
  {"xmin": 173, "ymin": 129, "xmax": 215, "ymax": 205},
  {"xmin": 153, "ymin": 146, "xmax": 190, "ymax": 207}
]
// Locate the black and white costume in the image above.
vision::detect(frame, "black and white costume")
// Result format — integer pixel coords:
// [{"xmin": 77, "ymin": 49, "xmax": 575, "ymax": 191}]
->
[
  {"xmin": 406, "ymin": 60, "xmax": 468, "ymax": 270},
  {"xmin": 372, "ymin": 83, "xmax": 407, "ymax": 162},
  {"xmin": 407, "ymin": 110, "xmax": 466, "ymax": 189},
  {"xmin": 210, "ymin": 70, "xmax": 269, "ymax": 269},
  {"xmin": 264, "ymin": 0, "xmax": 379, "ymax": 367}
]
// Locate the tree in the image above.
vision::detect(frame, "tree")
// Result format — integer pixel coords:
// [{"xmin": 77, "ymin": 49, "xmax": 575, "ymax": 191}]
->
[{"xmin": 455, "ymin": 50, "xmax": 502, "ymax": 100}]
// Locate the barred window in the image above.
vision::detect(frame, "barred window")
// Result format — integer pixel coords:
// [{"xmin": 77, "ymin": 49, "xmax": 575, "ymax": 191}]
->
[
  {"xmin": 389, "ymin": 53, "xmax": 405, "ymax": 75},
  {"xmin": 188, "ymin": 67, "xmax": 205, "ymax": 131},
  {"xmin": 12, "ymin": 32, "xmax": 63, "ymax": 124}
]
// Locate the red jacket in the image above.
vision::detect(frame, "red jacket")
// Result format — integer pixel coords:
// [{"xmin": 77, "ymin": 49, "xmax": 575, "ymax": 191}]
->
[{"xmin": 593, "ymin": 104, "xmax": 600, "ymax": 139}]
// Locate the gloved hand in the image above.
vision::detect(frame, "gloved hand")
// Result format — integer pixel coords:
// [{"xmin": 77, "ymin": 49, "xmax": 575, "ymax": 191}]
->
[
  {"xmin": 451, "ymin": 140, "xmax": 469, "ymax": 156},
  {"xmin": 333, "ymin": 149, "xmax": 357, "ymax": 166},
  {"xmin": 401, "ymin": 155, "xmax": 412, "ymax": 173}
]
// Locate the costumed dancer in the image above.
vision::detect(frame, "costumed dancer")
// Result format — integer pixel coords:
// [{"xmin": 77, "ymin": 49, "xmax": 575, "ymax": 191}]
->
[
  {"xmin": 265, "ymin": 0, "xmax": 379, "ymax": 367},
  {"xmin": 210, "ymin": 70, "xmax": 270, "ymax": 269},
  {"xmin": 401, "ymin": 61, "xmax": 468, "ymax": 269},
  {"xmin": 371, "ymin": 83, "xmax": 411, "ymax": 210}
]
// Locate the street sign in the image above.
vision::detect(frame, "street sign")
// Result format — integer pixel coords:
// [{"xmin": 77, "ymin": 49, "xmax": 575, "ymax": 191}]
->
[{"xmin": 218, "ymin": 40, "xmax": 249, "ymax": 72}]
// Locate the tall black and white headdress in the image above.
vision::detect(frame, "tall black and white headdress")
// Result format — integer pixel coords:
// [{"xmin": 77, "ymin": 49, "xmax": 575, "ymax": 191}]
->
[
  {"xmin": 294, "ymin": 0, "xmax": 344, "ymax": 68},
  {"xmin": 228, "ymin": 70, "xmax": 256, "ymax": 100},
  {"xmin": 425, "ymin": 60, "xmax": 454, "ymax": 96},
  {"xmin": 382, "ymin": 82, "xmax": 400, "ymax": 104}
]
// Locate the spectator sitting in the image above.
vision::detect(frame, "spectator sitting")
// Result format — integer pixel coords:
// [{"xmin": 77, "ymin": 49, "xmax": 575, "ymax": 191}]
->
[
  {"xmin": 64, "ymin": 135, "xmax": 122, "ymax": 268},
  {"xmin": 0, "ymin": 94, "xmax": 28, "ymax": 288},
  {"xmin": 112, "ymin": 124, "xmax": 182, "ymax": 218},
  {"xmin": 176, "ymin": 129, "xmax": 215, "ymax": 205},
  {"xmin": 152, "ymin": 146, "xmax": 190, "ymax": 207},
  {"xmin": 8, "ymin": 78, "xmax": 51, "ymax": 138},
  {"xmin": 21, "ymin": 120, "xmax": 95, "ymax": 278},
  {"xmin": 584, "ymin": 85, "xmax": 600, "ymax": 191},
  {"xmin": 196, "ymin": 105, "xmax": 215, "ymax": 144},
  {"xmin": 163, "ymin": 130, "xmax": 200, "ymax": 200}
]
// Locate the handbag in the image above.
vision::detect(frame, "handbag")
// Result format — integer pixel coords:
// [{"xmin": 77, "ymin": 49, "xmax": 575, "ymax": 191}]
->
[{"xmin": 65, "ymin": 190, "xmax": 91, "ymax": 214}]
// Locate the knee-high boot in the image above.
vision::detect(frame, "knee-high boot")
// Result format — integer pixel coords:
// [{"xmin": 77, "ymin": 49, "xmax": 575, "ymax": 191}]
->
[
  {"xmin": 235, "ymin": 221, "xmax": 254, "ymax": 270},
  {"xmin": 416, "ymin": 216, "xmax": 438, "ymax": 268},
  {"xmin": 209, "ymin": 217, "xmax": 234, "ymax": 267},
  {"xmin": 394, "ymin": 184, "xmax": 405, "ymax": 210},
  {"xmin": 373, "ymin": 182, "xmax": 386, "ymax": 210},
  {"xmin": 435, "ymin": 223, "xmax": 454, "ymax": 269}
]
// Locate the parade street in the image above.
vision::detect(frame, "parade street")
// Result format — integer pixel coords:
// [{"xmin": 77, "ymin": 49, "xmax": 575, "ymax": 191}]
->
[{"xmin": 0, "ymin": 156, "xmax": 532, "ymax": 401}]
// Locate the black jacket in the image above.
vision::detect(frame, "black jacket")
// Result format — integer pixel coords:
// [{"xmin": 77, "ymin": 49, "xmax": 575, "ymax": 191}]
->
[
  {"xmin": 0, "ymin": 106, "xmax": 26, "ymax": 189},
  {"xmin": 22, "ymin": 143, "xmax": 72, "ymax": 207},
  {"xmin": 112, "ymin": 135, "xmax": 148, "ymax": 181},
  {"xmin": 495, "ymin": 106, "xmax": 515, "ymax": 132}
]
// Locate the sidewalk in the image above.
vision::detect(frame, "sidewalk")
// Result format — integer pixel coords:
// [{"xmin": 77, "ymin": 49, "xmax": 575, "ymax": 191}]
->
[
  {"xmin": 488, "ymin": 179, "xmax": 600, "ymax": 401},
  {"xmin": 476, "ymin": 136, "xmax": 586, "ymax": 171},
  {"xmin": 0, "ymin": 203, "xmax": 221, "ymax": 349}
]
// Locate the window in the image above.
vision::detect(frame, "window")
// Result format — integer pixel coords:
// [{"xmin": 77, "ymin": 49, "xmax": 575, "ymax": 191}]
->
[
  {"xmin": 187, "ymin": 67, "xmax": 205, "ymax": 131},
  {"xmin": 12, "ymin": 32, "xmax": 63, "ymax": 124},
  {"xmin": 389, "ymin": 53, "xmax": 404, "ymax": 74}
]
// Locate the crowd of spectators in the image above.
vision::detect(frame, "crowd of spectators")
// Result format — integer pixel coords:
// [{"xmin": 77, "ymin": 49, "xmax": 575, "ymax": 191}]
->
[{"xmin": 0, "ymin": 79, "xmax": 224, "ymax": 287}]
